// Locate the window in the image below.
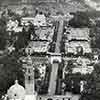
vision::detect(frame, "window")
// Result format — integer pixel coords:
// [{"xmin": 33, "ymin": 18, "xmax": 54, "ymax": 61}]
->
[
  {"xmin": 28, "ymin": 69, "xmax": 31, "ymax": 73},
  {"xmin": 40, "ymin": 97, "xmax": 42, "ymax": 100},
  {"xmin": 28, "ymin": 76, "xmax": 31, "ymax": 81},
  {"xmin": 47, "ymin": 98, "xmax": 53, "ymax": 100}
]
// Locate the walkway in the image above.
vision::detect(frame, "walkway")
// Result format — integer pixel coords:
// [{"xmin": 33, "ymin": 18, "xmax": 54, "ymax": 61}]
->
[
  {"xmin": 55, "ymin": 19, "xmax": 64, "ymax": 53},
  {"xmin": 48, "ymin": 19, "xmax": 64, "ymax": 95}
]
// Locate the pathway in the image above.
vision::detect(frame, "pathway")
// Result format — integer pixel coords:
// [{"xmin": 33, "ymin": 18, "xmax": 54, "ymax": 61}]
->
[{"xmin": 48, "ymin": 19, "xmax": 64, "ymax": 95}]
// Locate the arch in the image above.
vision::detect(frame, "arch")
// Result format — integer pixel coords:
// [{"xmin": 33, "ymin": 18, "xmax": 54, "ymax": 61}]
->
[
  {"xmin": 39, "ymin": 97, "xmax": 42, "ymax": 100},
  {"xmin": 77, "ymin": 46, "xmax": 83, "ymax": 56},
  {"xmin": 47, "ymin": 98, "xmax": 53, "ymax": 100},
  {"xmin": 50, "ymin": 56, "xmax": 61, "ymax": 64}
]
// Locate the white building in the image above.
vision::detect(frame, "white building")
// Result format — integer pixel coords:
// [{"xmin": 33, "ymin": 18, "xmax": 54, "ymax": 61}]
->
[
  {"xmin": 85, "ymin": 0, "xmax": 100, "ymax": 11},
  {"xmin": 34, "ymin": 14, "xmax": 46, "ymax": 26},
  {"xmin": 65, "ymin": 28, "xmax": 92, "ymax": 55}
]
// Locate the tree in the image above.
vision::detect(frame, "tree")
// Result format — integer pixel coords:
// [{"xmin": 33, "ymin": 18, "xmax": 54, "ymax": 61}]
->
[
  {"xmin": 22, "ymin": 7, "xmax": 29, "ymax": 17},
  {"xmin": 69, "ymin": 12, "xmax": 90, "ymax": 28},
  {"xmin": 90, "ymin": 27, "xmax": 100, "ymax": 49},
  {"xmin": 14, "ymin": 28, "xmax": 29, "ymax": 51},
  {"xmin": 0, "ymin": 54, "xmax": 25, "ymax": 98},
  {"xmin": 0, "ymin": 17, "xmax": 7, "ymax": 50},
  {"xmin": 80, "ymin": 62, "xmax": 100, "ymax": 100}
]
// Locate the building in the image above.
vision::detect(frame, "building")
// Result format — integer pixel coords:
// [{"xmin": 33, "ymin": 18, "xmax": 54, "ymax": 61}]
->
[
  {"xmin": 7, "ymin": 80, "xmax": 25, "ymax": 100},
  {"xmin": 85, "ymin": 0, "xmax": 100, "ymax": 11},
  {"xmin": 26, "ymin": 40, "xmax": 50, "ymax": 53},
  {"xmin": 64, "ymin": 28, "xmax": 92, "ymax": 55}
]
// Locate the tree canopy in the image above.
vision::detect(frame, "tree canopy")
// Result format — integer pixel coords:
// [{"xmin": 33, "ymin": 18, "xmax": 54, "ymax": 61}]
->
[
  {"xmin": 0, "ymin": 54, "xmax": 25, "ymax": 98},
  {"xmin": 80, "ymin": 62, "xmax": 100, "ymax": 100},
  {"xmin": 0, "ymin": 17, "xmax": 8, "ymax": 50},
  {"xmin": 69, "ymin": 12, "xmax": 91, "ymax": 28}
]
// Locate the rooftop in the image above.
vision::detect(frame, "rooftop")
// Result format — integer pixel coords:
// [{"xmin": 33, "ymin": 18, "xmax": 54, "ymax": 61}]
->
[
  {"xmin": 66, "ymin": 28, "xmax": 90, "ymax": 41},
  {"xmin": 27, "ymin": 40, "xmax": 50, "ymax": 53}
]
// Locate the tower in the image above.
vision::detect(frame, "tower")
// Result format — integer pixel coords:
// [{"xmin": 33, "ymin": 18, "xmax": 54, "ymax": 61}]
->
[{"xmin": 24, "ymin": 55, "xmax": 35, "ymax": 94}]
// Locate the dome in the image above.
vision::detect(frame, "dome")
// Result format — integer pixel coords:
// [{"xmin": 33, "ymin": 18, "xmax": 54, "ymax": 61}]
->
[{"xmin": 7, "ymin": 80, "xmax": 25, "ymax": 100}]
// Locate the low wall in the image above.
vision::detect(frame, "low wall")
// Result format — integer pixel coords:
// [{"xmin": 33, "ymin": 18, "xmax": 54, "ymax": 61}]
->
[{"xmin": 37, "ymin": 95, "xmax": 72, "ymax": 100}]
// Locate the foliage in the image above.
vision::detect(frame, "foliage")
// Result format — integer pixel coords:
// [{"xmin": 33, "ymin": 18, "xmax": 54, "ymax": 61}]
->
[
  {"xmin": 14, "ymin": 28, "xmax": 29, "ymax": 51},
  {"xmin": 0, "ymin": 17, "xmax": 7, "ymax": 50},
  {"xmin": 0, "ymin": 54, "xmax": 25, "ymax": 98},
  {"xmin": 36, "ymin": 63, "xmax": 51, "ymax": 94},
  {"xmin": 90, "ymin": 27, "xmax": 100, "ymax": 49},
  {"xmin": 80, "ymin": 62, "xmax": 100, "ymax": 100},
  {"xmin": 65, "ymin": 60, "xmax": 76, "ymax": 73},
  {"xmin": 22, "ymin": 7, "xmax": 29, "ymax": 17},
  {"xmin": 69, "ymin": 11, "xmax": 91, "ymax": 28}
]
